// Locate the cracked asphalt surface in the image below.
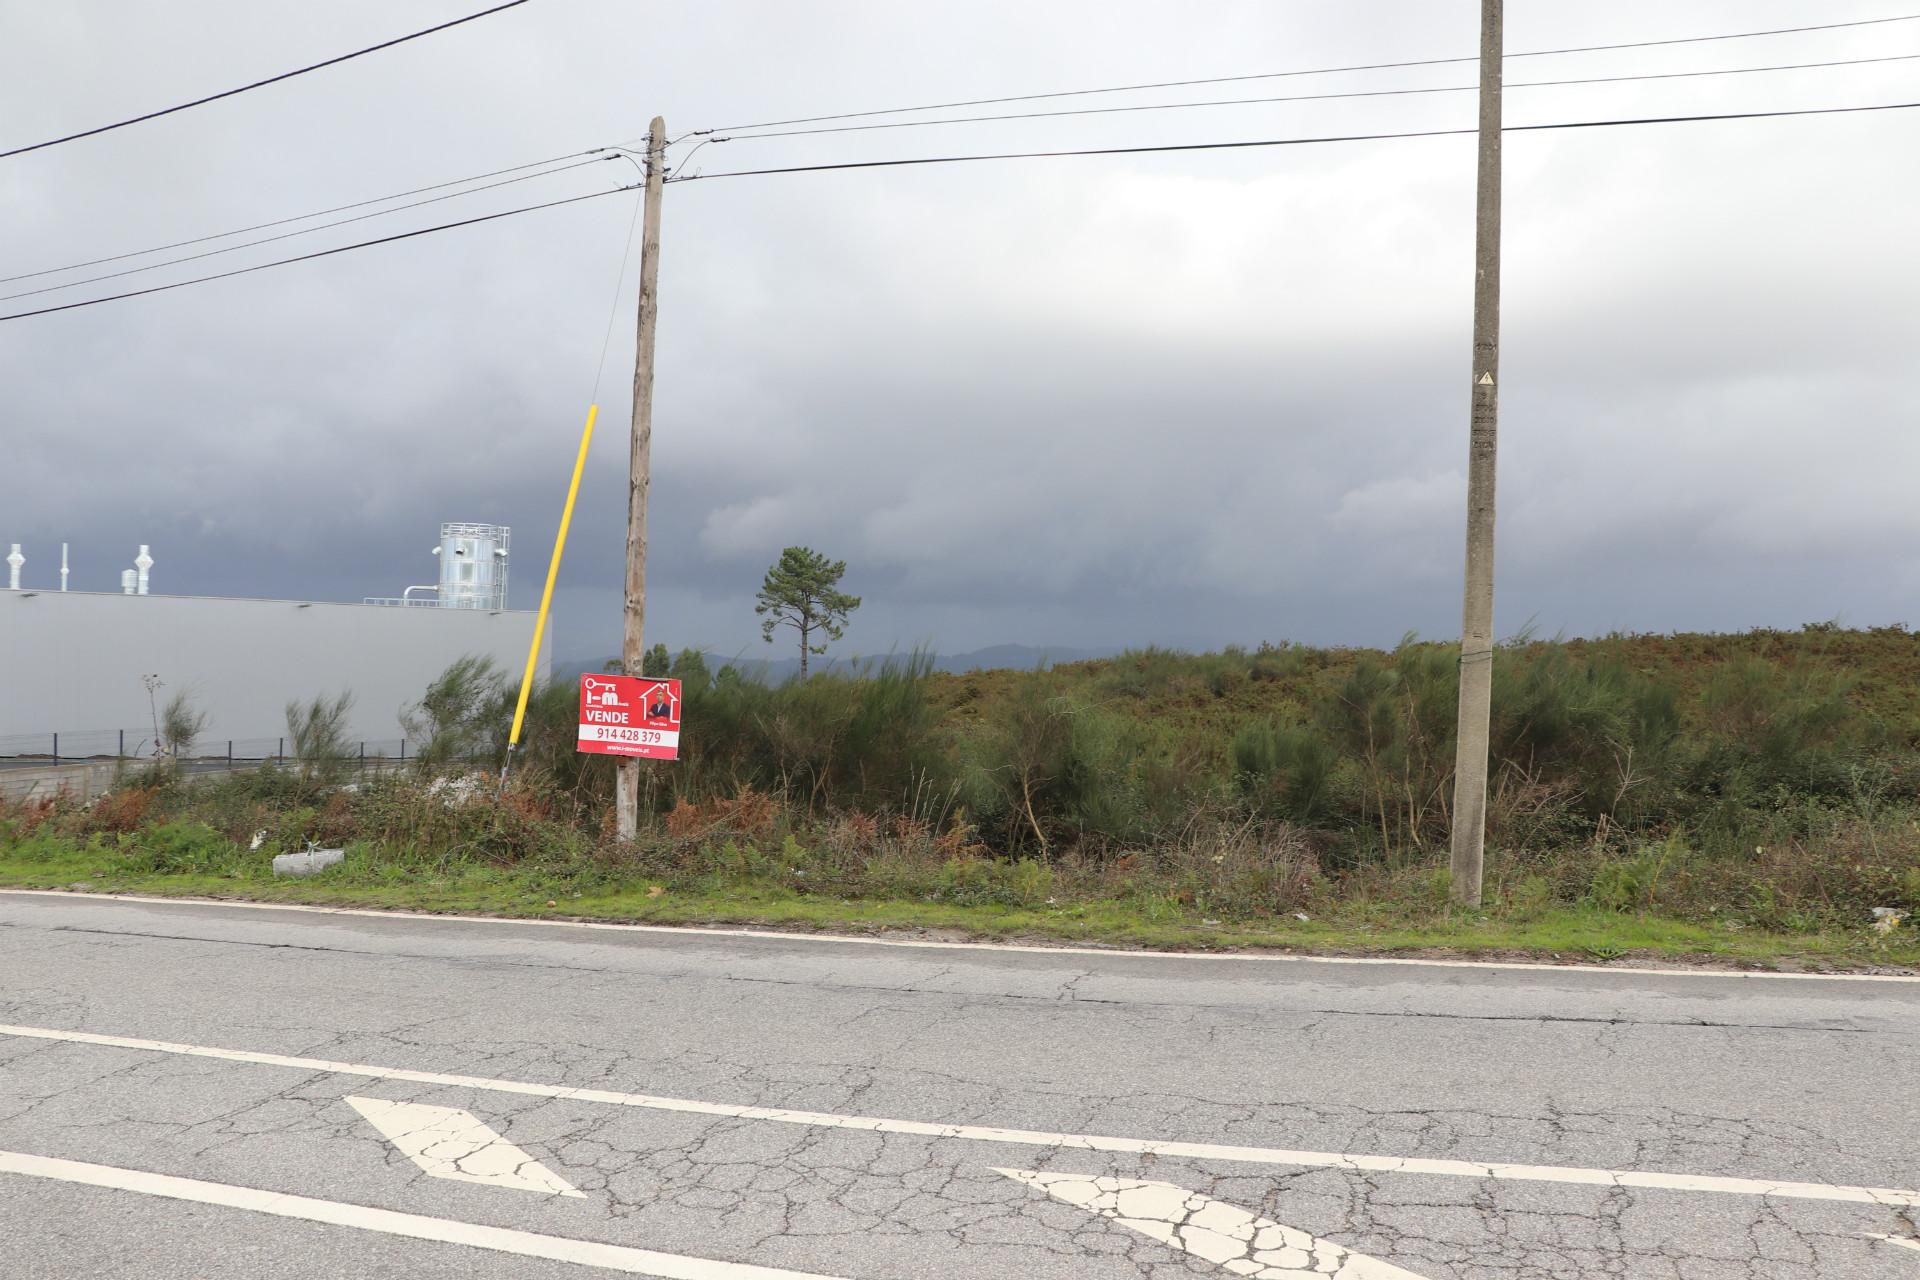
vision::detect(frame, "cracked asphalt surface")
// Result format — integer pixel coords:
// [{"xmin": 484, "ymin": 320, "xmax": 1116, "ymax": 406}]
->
[{"xmin": 1, "ymin": 892, "xmax": 1917, "ymax": 1278}]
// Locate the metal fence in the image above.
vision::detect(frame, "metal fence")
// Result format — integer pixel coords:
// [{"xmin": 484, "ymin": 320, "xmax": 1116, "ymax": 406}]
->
[{"xmin": 0, "ymin": 728, "xmax": 413, "ymax": 768}]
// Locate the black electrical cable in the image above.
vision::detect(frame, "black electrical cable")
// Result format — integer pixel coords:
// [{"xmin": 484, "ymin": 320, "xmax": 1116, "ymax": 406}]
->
[
  {"xmin": 14, "ymin": 99, "xmax": 1918, "ymax": 322},
  {"xmin": 0, "ymin": 150, "xmax": 604, "ymax": 284},
  {"xmin": 0, "ymin": 185, "xmax": 633, "ymax": 323},
  {"xmin": 23, "ymin": 41, "xmax": 1905, "ymax": 287},
  {"xmin": 719, "ymin": 52, "xmax": 1920, "ymax": 142},
  {"xmin": 2, "ymin": 0, "xmax": 535, "ymax": 159},
  {"xmin": 669, "ymin": 100, "xmax": 1920, "ymax": 183},
  {"xmin": 702, "ymin": 11, "xmax": 1920, "ymax": 134},
  {"xmin": 1, "ymin": 155, "xmax": 620, "ymax": 302}
]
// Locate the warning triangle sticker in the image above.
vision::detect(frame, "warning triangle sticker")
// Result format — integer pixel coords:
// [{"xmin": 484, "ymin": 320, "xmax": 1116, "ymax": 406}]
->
[{"xmin": 1476, "ymin": 372, "xmax": 1494, "ymax": 385}]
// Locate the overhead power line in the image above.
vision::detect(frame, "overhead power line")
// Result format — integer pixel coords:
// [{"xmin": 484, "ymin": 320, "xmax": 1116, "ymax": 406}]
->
[
  {"xmin": 669, "ymin": 99, "xmax": 1920, "ymax": 183},
  {"xmin": 21, "ymin": 42, "xmax": 1909, "ymax": 288},
  {"xmin": 701, "ymin": 11, "xmax": 1920, "ymax": 134},
  {"xmin": 2, "ymin": 0, "xmax": 535, "ymax": 160},
  {"xmin": 0, "ymin": 186, "xmax": 633, "ymax": 323},
  {"xmin": 13, "ymin": 99, "xmax": 1917, "ymax": 323},
  {"xmin": 719, "ymin": 51, "xmax": 1920, "ymax": 141},
  {"xmin": 0, "ymin": 150, "xmax": 603, "ymax": 285},
  {"xmin": 0, "ymin": 155, "xmax": 620, "ymax": 302}
]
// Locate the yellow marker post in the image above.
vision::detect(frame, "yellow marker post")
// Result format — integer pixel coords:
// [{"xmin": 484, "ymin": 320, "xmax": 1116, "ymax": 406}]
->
[{"xmin": 501, "ymin": 404, "xmax": 598, "ymax": 783}]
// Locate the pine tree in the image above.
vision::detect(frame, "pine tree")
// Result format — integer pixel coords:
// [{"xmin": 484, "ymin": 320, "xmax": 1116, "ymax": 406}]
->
[{"xmin": 754, "ymin": 546, "xmax": 860, "ymax": 678}]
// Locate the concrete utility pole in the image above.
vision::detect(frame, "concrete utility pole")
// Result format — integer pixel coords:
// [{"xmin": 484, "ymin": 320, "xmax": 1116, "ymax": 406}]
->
[
  {"xmin": 616, "ymin": 116, "xmax": 667, "ymax": 840},
  {"xmin": 1447, "ymin": 0, "xmax": 1502, "ymax": 906}
]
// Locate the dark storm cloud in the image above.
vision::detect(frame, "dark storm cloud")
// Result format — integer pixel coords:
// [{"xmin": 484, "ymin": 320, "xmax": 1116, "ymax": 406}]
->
[{"xmin": 3, "ymin": 1, "xmax": 1916, "ymax": 663}]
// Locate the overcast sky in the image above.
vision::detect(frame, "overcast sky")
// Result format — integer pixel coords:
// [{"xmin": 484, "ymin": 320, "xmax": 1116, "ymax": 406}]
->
[{"xmin": 4, "ymin": 1, "xmax": 1917, "ymax": 663}]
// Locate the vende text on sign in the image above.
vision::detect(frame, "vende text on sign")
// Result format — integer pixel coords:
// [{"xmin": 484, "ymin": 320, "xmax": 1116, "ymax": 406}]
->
[{"xmin": 577, "ymin": 674, "xmax": 682, "ymax": 760}]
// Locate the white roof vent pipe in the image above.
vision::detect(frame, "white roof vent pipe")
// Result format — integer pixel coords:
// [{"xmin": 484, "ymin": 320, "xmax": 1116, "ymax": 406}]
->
[
  {"xmin": 135, "ymin": 544, "xmax": 153, "ymax": 595},
  {"xmin": 121, "ymin": 569, "xmax": 137, "ymax": 594},
  {"xmin": 6, "ymin": 544, "xmax": 21, "ymax": 591},
  {"xmin": 60, "ymin": 543, "xmax": 69, "ymax": 592}
]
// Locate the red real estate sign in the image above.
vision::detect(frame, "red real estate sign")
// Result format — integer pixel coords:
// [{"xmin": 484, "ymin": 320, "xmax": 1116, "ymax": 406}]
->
[{"xmin": 577, "ymin": 674, "xmax": 682, "ymax": 760}]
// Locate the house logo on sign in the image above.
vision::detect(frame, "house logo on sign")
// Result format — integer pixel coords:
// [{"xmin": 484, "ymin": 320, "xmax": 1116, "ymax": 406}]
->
[{"xmin": 643, "ymin": 682, "xmax": 680, "ymax": 723}]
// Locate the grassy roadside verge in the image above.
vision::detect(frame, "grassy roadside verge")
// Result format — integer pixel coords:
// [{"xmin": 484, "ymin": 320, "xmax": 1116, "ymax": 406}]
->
[{"xmin": 4, "ymin": 841, "xmax": 1914, "ymax": 973}]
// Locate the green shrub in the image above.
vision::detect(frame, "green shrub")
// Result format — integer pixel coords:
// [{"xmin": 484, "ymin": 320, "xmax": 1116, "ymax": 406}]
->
[
  {"xmin": 1586, "ymin": 836, "xmax": 1686, "ymax": 913},
  {"xmin": 1313, "ymin": 637, "xmax": 1457, "ymax": 853},
  {"xmin": 640, "ymin": 650, "xmax": 953, "ymax": 822},
  {"xmin": 1491, "ymin": 646, "xmax": 1680, "ymax": 823},
  {"xmin": 121, "ymin": 821, "xmax": 236, "ymax": 875},
  {"xmin": 1, "ymin": 827, "xmax": 97, "ymax": 865},
  {"xmin": 1502, "ymin": 873, "xmax": 1557, "ymax": 920},
  {"xmin": 1248, "ymin": 642, "xmax": 1310, "ymax": 684},
  {"xmin": 935, "ymin": 856, "xmax": 1053, "ymax": 907},
  {"xmin": 15, "ymin": 626, "xmax": 1920, "ymax": 945},
  {"xmin": 1232, "ymin": 720, "xmax": 1336, "ymax": 823},
  {"xmin": 285, "ymin": 691, "xmax": 356, "ymax": 792},
  {"xmin": 504, "ymin": 679, "xmax": 612, "ymax": 803},
  {"xmin": 960, "ymin": 682, "xmax": 1180, "ymax": 854},
  {"xmin": 402, "ymin": 655, "xmax": 509, "ymax": 768},
  {"xmin": 1692, "ymin": 657, "xmax": 1864, "ymax": 798}
]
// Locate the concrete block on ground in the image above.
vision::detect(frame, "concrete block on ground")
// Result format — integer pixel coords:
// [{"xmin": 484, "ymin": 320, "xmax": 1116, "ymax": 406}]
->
[{"xmin": 272, "ymin": 848, "xmax": 345, "ymax": 877}]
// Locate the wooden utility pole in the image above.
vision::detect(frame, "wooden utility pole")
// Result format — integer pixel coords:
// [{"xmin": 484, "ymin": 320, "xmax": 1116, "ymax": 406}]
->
[
  {"xmin": 1447, "ymin": 1, "xmax": 1502, "ymax": 906},
  {"xmin": 616, "ymin": 116, "xmax": 667, "ymax": 840}
]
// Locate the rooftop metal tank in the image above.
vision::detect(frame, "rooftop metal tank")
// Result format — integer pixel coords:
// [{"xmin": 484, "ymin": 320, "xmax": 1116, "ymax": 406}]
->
[{"xmin": 431, "ymin": 522, "xmax": 510, "ymax": 610}]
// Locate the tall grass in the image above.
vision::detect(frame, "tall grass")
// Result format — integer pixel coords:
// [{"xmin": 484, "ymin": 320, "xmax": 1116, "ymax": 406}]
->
[{"xmin": 40, "ymin": 628, "xmax": 1909, "ymax": 931}]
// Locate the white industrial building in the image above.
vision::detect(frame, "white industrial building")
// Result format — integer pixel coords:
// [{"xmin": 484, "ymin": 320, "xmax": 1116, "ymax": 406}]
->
[{"xmin": 0, "ymin": 525, "xmax": 547, "ymax": 756}]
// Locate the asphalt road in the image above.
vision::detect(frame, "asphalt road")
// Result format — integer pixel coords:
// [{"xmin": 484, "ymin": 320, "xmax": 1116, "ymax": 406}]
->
[{"xmin": 1, "ymin": 890, "xmax": 1916, "ymax": 1279}]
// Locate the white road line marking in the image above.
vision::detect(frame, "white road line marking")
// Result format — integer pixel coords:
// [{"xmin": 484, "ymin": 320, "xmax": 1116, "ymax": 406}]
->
[
  {"xmin": 4, "ymin": 1022, "xmax": 1916, "ymax": 1208},
  {"xmin": 5, "ymin": 887, "xmax": 1914, "ymax": 983},
  {"xmin": 345, "ymin": 1096, "xmax": 582, "ymax": 1198},
  {"xmin": 1870, "ymin": 1233, "xmax": 1920, "ymax": 1253},
  {"xmin": 0, "ymin": 1148, "xmax": 851, "ymax": 1279},
  {"xmin": 999, "ymin": 1169, "xmax": 1428, "ymax": 1278}
]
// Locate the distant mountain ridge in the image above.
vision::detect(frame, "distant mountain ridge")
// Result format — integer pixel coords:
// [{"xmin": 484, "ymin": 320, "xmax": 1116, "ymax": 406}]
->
[{"xmin": 553, "ymin": 643, "xmax": 1116, "ymax": 685}]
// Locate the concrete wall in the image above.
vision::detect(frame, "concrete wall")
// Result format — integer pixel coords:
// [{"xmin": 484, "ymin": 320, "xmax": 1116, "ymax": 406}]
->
[
  {"xmin": 0, "ymin": 761, "xmax": 125, "ymax": 804},
  {"xmin": 0, "ymin": 590, "xmax": 548, "ymax": 746},
  {"xmin": 0, "ymin": 759, "xmax": 414, "ymax": 804}
]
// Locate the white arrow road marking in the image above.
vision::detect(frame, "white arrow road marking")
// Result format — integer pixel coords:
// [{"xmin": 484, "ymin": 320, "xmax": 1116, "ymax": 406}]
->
[
  {"xmin": 345, "ymin": 1095, "xmax": 582, "ymax": 1197},
  {"xmin": 998, "ymin": 1168, "xmax": 1427, "ymax": 1279},
  {"xmin": 0, "ymin": 1149, "xmax": 852, "ymax": 1278},
  {"xmin": 5, "ymin": 1023, "xmax": 1919, "ymax": 1208}
]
